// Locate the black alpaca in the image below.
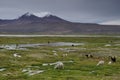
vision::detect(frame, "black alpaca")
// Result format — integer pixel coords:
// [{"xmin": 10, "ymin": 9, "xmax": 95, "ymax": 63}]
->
[
  {"xmin": 85, "ymin": 54, "xmax": 93, "ymax": 58},
  {"xmin": 111, "ymin": 56, "xmax": 116, "ymax": 62}
]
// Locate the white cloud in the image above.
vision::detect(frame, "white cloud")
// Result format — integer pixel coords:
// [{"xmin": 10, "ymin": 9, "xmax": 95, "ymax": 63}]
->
[{"xmin": 100, "ymin": 20, "xmax": 120, "ymax": 25}]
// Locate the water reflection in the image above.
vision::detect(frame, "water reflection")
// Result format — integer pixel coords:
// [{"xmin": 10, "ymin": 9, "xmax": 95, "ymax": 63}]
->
[{"xmin": 0, "ymin": 42, "xmax": 84, "ymax": 50}]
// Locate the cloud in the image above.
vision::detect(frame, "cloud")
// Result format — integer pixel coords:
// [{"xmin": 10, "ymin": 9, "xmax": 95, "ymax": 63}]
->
[
  {"xmin": 100, "ymin": 20, "xmax": 120, "ymax": 25},
  {"xmin": 0, "ymin": 0, "xmax": 120, "ymax": 23}
]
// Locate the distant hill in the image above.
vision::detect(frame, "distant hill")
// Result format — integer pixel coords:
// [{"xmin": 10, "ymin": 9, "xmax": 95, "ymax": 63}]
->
[{"xmin": 0, "ymin": 12, "xmax": 120, "ymax": 34}]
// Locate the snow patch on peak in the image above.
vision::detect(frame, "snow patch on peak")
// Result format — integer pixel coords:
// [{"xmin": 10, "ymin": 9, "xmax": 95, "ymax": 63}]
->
[
  {"xmin": 24, "ymin": 12, "xmax": 33, "ymax": 16},
  {"xmin": 33, "ymin": 12, "xmax": 52, "ymax": 18}
]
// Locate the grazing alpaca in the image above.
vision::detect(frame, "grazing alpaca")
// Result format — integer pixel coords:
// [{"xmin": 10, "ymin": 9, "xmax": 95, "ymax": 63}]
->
[
  {"xmin": 85, "ymin": 54, "xmax": 89, "ymax": 58},
  {"xmin": 53, "ymin": 53, "xmax": 58, "ymax": 56},
  {"xmin": 96, "ymin": 60, "xmax": 104, "ymax": 66},
  {"xmin": 13, "ymin": 53, "xmax": 21, "ymax": 58},
  {"xmin": 110, "ymin": 56, "xmax": 116, "ymax": 62},
  {"xmin": 108, "ymin": 61, "xmax": 112, "ymax": 65},
  {"xmin": 72, "ymin": 44, "xmax": 74, "ymax": 47},
  {"xmin": 54, "ymin": 61, "xmax": 64, "ymax": 69},
  {"xmin": 90, "ymin": 54, "xmax": 93, "ymax": 58},
  {"xmin": 85, "ymin": 54, "xmax": 93, "ymax": 58},
  {"xmin": 48, "ymin": 41, "xmax": 50, "ymax": 44},
  {"xmin": 62, "ymin": 53, "xmax": 67, "ymax": 57}
]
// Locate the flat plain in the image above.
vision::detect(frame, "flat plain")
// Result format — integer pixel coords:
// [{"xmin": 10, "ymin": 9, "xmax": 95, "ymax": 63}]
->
[{"xmin": 0, "ymin": 36, "xmax": 120, "ymax": 80}]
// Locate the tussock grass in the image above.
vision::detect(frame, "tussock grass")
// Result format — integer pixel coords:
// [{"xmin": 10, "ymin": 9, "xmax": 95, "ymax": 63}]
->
[{"xmin": 0, "ymin": 36, "xmax": 120, "ymax": 80}]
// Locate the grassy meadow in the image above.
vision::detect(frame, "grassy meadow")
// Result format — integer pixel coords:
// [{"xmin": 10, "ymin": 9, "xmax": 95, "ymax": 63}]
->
[{"xmin": 0, "ymin": 36, "xmax": 120, "ymax": 80}]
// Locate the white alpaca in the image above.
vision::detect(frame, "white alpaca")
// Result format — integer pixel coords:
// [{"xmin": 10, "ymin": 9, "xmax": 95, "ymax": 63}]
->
[
  {"xmin": 52, "ymin": 50, "xmax": 56, "ymax": 53},
  {"xmin": 53, "ymin": 53, "xmax": 58, "ymax": 56},
  {"xmin": 108, "ymin": 61, "xmax": 112, "ymax": 65},
  {"xmin": 62, "ymin": 53, "xmax": 67, "ymax": 57},
  {"xmin": 13, "ymin": 53, "xmax": 21, "ymax": 58},
  {"xmin": 42, "ymin": 63, "xmax": 49, "ymax": 66},
  {"xmin": 96, "ymin": 60, "xmax": 104, "ymax": 66},
  {"xmin": 54, "ymin": 61, "xmax": 64, "ymax": 69}
]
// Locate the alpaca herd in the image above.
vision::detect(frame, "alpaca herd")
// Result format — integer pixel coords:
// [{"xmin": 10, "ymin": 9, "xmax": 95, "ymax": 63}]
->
[
  {"xmin": 96, "ymin": 56, "xmax": 117, "ymax": 66},
  {"xmin": 53, "ymin": 53, "xmax": 117, "ymax": 69}
]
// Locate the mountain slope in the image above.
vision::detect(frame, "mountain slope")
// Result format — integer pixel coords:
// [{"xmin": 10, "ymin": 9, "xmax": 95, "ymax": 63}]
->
[{"xmin": 0, "ymin": 12, "xmax": 120, "ymax": 34}]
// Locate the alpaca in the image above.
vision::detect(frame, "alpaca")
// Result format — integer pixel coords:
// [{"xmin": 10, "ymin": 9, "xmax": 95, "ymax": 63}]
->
[
  {"xmin": 110, "ymin": 56, "xmax": 116, "ymax": 62},
  {"xmin": 13, "ymin": 53, "xmax": 21, "ymax": 58},
  {"xmin": 54, "ymin": 61, "xmax": 64, "ymax": 69},
  {"xmin": 96, "ymin": 60, "xmax": 104, "ymax": 66},
  {"xmin": 62, "ymin": 53, "xmax": 67, "ymax": 57}
]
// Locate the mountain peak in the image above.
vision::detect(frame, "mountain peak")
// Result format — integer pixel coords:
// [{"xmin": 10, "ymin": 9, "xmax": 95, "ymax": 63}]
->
[
  {"xmin": 18, "ymin": 12, "xmax": 53, "ymax": 20},
  {"xmin": 23, "ymin": 12, "xmax": 33, "ymax": 17},
  {"xmin": 18, "ymin": 12, "xmax": 40, "ymax": 20},
  {"xmin": 17, "ymin": 12, "xmax": 69, "ymax": 23},
  {"xmin": 20, "ymin": 12, "xmax": 38, "ymax": 17}
]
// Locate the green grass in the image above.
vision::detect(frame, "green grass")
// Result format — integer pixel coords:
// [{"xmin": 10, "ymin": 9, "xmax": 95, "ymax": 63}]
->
[{"xmin": 0, "ymin": 36, "xmax": 120, "ymax": 80}]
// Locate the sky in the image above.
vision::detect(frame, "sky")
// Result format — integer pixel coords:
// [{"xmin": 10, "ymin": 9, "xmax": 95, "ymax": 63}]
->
[{"xmin": 0, "ymin": 0, "xmax": 120, "ymax": 25}]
